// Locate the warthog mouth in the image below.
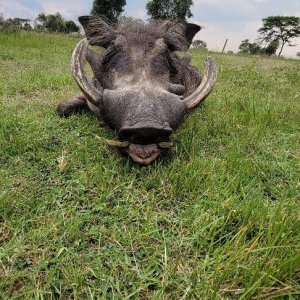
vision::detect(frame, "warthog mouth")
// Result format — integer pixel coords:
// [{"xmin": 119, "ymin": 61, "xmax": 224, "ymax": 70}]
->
[
  {"xmin": 127, "ymin": 144, "xmax": 163, "ymax": 165},
  {"xmin": 95, "ymin": 135, "xmax": 173, "ymax": 165}
]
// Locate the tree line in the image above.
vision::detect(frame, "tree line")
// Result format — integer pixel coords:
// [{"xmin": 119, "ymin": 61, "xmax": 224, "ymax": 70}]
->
[
  {"xmin": 0, "ymin": 12, "xmax": 79, "ymax": 34},
  {"xmin": 238, "ymin": 16, "xmax": 300, "ymax": 57},
  {"xmin": 1, "ymin": 0, "xmax": 299, "ymax": 57},
  {"xmin": 90, "ymin": 0, "xmax": 193, "ymax": 22}
]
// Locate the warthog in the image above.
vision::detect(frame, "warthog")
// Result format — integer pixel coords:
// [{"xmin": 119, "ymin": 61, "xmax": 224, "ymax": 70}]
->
[{"xmin": 57, "ymin": 16, "xmax": 217, "ymax": 165}]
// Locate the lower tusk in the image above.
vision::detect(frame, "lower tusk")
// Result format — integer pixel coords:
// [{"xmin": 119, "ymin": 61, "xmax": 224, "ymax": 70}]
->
[
  {"xmin": 158, "ymin": 141, "xmax": 174, "ymax": 149},
  {"xmin": 95, "ymin": 135, "xmax": 130, "ymax": 148},
  {"xmin": 105, "ymin": 139, "xmax": 130, "ymax": 148}
]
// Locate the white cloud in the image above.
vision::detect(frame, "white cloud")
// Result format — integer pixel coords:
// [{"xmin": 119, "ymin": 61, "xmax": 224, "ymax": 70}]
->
[
  {"xmin": 41, "ymin": 0, "xmax": 91, "ymax": 20},
  {"xmin": 0, "ymin": 0, "xmax": 41, "ymax": 20}
]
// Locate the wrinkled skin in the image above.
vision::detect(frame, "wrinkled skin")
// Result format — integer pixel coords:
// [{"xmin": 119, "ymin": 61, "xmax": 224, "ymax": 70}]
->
[{"xmin": 57, "ymin": 16, "xmax": 216, "ymax": 165}]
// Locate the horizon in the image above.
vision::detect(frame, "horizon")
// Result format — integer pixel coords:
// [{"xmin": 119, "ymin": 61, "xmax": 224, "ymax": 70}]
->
[{"xmin": 0, "ymin": 0, "xmax": 299, "ymax": 57}]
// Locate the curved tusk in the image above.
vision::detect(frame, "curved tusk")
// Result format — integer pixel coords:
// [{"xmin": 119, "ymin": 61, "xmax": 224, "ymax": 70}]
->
[
  {"xmin": 158, "ymin": 141, "xmax": 174, "ymax": 149},
  {"xmin": 71, "ymin": 39, "xmax": 103, "ymax": 107},
  {"xmin": 183, "ymin": 57, "xmax": 217, "ymax": 109}
]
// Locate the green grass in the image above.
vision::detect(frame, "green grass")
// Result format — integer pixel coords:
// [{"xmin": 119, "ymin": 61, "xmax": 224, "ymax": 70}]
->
[{"xmin": 0, "ymin": 30, "xmax": 299, "ymax": 299}]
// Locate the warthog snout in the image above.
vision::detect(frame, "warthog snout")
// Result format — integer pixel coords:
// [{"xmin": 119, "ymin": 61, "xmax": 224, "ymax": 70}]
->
[{"xmin": 120, "ymin": 125, "xmax": 173, "ymax": 144}]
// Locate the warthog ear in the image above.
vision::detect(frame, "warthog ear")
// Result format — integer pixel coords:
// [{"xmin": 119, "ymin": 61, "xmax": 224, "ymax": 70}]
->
[
  {"xmin": 78, "ymin": 15, "xmax": 116, "ymax": 48},
  {"xmin": 162, "ymin": 21, "xmax": 201, "ymax": 51},
  {"xmin": 186, "ymin": 23, "xmax": 201, "ymax": 45}
]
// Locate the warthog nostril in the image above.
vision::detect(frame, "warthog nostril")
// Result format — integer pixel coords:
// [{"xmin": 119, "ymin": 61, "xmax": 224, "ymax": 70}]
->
[
  {"xmin": 136, "ymin": 148, "xmax": 153, "ymax": 159},
  {"xmin": 120, "ymin": 125, "xmax": 172, "ymax": 143}
]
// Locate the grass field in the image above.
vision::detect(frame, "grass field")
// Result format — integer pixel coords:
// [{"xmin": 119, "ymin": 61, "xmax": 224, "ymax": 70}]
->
[{"xmin": 0, "ymin": 31, "xmax": 299, "ymax": 299}]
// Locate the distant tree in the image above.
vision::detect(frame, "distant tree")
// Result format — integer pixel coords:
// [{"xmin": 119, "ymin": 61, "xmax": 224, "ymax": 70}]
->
[
  {"xmin": 23, "ymin": 22, "xmax": 32, "ymax": 31},
  {"xmin": 35, "ymin": 13, "xmax": 79, "ymax": 34},
  {"xmin": 35, "ymin": 13, "xmax": 47, "ymax": 31},
  {"xmin": 297, "ymin": 52, "xmax": 300, "ymax": 57},
  {"xmin": 36, "ymin": 13, "xmax": 47, "ymax": 25},
  {"xmin": 238, "ymin": 39, "xmax": 261, "ymax": 55},
  {"xmin": 0, "ymin": 13, "xmax": 9, "ymax": 31},
  {"xmin": 261, "ymin": 39, "xmax": 279, "ymax": 56},
  {"xmin": 192, "ymin": 39, "xmax": 207, "ymax": 49},
  {"xmin": 0, "ymin": 13, "xmax": 4, "ymax": 25},
  {"xmin": 45, "ymin": 13, "xmax": 65, "ymax": 32},
  {"xmin": 146, "ymin": 0, "xmax": 193, "ymax": 21},
  {"xmin": 0, "ymin": 14, "xmax": 32, "ymax": 32},
  {"xmin": 64, "ymin": 20, "xmax": 79, "ymax": 33},
  {"xmin": 238, "ymin": 39, "xmax": 250, "ymax": 53},
  {"xmin": 0, "ymin": 18, "xmax": 21, "ymax": 32},
  {"xmin": 258, "ymin": 16, "xmax": 300, "ymax": 57},
  {"xmin": 227, "ymin": 50, "xmax": 234, "ymax": 54},
  {"xmin": 34, "ymin": 24, "xmax": 45, "ymax": 31},
  {"xmin": 239, "ymin": 37, "xmax": 280, "ymax": 57},
  {"xmin": 249, "ymin": 43, "xmax": 261, "ymax": 55},
  {"xmin": 91, "ymin": 0, "xmax": 126, "ymax": 22}
]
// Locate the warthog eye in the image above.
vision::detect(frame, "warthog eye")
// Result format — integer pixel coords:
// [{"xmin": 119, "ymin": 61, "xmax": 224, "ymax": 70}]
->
[
  {"xmin": 151, "ymin": 54, "xmax": 169, "ymax": 75},
  {"xmin": 114, "ymin": 53, "xmax": 133, "ymax": 73},
  {"xmin": 105, "ymin": 49, "xmax": 133, "ymax": 74}
]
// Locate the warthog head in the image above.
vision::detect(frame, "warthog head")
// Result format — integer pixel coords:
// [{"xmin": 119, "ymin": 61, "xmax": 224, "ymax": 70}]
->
[{"xmin": 71, "ymin": 16, "xmax": 217, "ymax": 165}]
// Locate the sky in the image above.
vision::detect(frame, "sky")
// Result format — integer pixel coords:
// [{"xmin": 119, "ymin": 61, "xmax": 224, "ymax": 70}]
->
[{"xmin": 1, "ymin": 0, "xmax": 299, "ymax": 57}]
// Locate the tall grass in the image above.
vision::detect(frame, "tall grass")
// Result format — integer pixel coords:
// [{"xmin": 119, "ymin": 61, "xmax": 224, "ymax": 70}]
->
[{"xmin": 0, "ymin": 31, "xmax": 299, "ymax": 299}]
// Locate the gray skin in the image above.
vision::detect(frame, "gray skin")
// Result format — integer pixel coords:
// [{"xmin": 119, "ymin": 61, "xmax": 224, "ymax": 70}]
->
[{"xmin": 57, "ymin": 16, "xmax": 216, "ymax": 165}]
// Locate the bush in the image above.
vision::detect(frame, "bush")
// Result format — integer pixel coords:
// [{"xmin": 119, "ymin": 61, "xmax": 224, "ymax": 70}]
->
[
  {"xmin": 0, "ymin": 17, "xmax": 32, "ymax": 33},
  {"xmin": 35, "ymin": 13, "xmax": 79, "ymax": 34},
  {"xmin": 0, "ymin": 19, "xmax": 20, "ymax": 33},
  {"xmin": 238, "ymin": 38, "xmax": 279, "ymax": 56},
  {"xmin": 192, "ymin": 40, "xmax": 207, "ymax": 49}
]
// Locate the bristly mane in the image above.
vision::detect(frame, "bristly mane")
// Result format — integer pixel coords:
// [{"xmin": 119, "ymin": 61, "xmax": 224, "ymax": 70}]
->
[
  {"xmin": 116, "ymin": 20, "xmax": 190, "ymax": 51},
  {"xmin": 84, "ymin": 17, "xmax": 198, "ymax": 94}
]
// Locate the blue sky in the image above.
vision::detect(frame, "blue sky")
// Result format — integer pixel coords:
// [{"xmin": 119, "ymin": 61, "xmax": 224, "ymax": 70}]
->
[{"xmin": 1, "ymin": 0, "xmax": 299, "ymax": 56}]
